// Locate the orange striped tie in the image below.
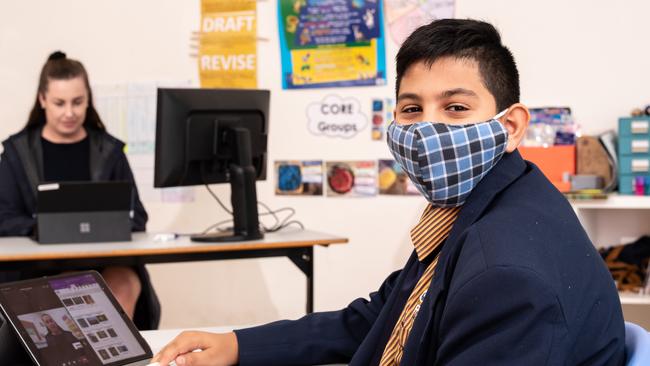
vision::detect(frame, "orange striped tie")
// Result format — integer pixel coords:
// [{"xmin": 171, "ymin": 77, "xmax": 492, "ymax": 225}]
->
[{"xmin": 379, "ymin": 205, "xmax": 460, "ymax": 366}]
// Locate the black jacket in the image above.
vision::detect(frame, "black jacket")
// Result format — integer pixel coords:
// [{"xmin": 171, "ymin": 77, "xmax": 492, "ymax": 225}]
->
[
  {"xmin": 0, "ymin": 126, "xmax": 147, "ymax": 235},
  {"xmin": 0, "ymin": 126, "xmax": 160, "ymax": 330},
  {"xmin": 235, "ymin": 150, "xmax": 626, "ymax": 365}
]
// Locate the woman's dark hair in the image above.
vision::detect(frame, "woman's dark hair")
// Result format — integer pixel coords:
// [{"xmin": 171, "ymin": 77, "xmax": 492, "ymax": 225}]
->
[
  {"xmin": 25, "ymin": 51, "xmax": 105, "ymax": 130},
  {"xmin": 396, "ymin": 19, "xmax": 520, "ymax": 111}
]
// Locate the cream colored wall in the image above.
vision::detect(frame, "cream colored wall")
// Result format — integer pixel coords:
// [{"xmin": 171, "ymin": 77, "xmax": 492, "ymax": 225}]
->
[{"xmin": 1, "ymin": 0, "xmax": 649, "ymax": 328}]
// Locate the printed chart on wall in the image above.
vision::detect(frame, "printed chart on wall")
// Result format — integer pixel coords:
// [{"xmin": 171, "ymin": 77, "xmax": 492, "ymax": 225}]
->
[
  {"xmin": 275, "ymin": 160, "xmax": 324, "ymax": 196},
  {"xmin": 278, "ymin": 0, "xmax": 386, "ymax": 89},
  {"xmin": 384, "ymin": 0, "xmax": 454, "ymax": 45},
  {"xmin": 326, "ymin": 161, "xmax": 377, "ymax": 197},
  {"xmin": 378, "ymin": 159, "xmax": 419, "ymax": 195},
  {"xmin": 93, "ymin": 81, "xmax": 195, "ymax": 203},
  {"xmin": 198, "ymin": 0, "xmax": 257, "ymax": 88}
]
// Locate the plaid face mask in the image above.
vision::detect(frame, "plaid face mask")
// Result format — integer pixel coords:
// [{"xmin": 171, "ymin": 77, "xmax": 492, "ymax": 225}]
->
[{"xmin": 386, "ymin": 110, "xmax": 509, "ymax": 207}]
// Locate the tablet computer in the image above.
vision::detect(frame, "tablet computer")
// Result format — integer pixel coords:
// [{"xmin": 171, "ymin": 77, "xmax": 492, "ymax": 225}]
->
[
  {"xmin": 36, "ymin": 181, "xmax": 132, "ymax": 244},
  {"xmin": 0, "ymin": 271, "xmax": 152, "ymax": 366}
]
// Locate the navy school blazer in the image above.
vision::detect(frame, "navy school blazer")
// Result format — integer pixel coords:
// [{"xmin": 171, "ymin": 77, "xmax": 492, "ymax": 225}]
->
[{"xmin": 235, "ymin": 150, "xmax": 626, "ymax": 366}]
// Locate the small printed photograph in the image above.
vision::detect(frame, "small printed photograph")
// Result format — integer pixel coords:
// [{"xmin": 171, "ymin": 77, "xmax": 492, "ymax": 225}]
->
[
  {"xmin": 87, "ymin": 317, "xmax": 99, "ymax": 326},
  {"xmin": 76, "ymin": 318, "xmax": 89, "ymax": 328},
  {"xmin": 371, "ymin": 98, "xmax": 394, "ymax": 141},
  {"xmin": 275, "ymin": 160, "xmax": 323, "ymax": 196},
  {"xmin": 88, "ymin": 333, "xmax": 99, "ymax": 343},
  {"xmin": 96, "ymin": 330, "xmax": 108, "ymax": 339},
  {"xmin": 98, "ymin": 349, "xmax": 110, "ymax": 360},
  {"xmin": 378, "ymin": 160, "xmax": 420, "ymax": 196},
  {"xmin": 62, "ymin": 298, "xmax": 74, "ymax": 307},
  {"xmin": 107, "ymin": 328, "xmax": 117, "ymax": 338},
  {"xmin": 72, "ymin": 297, "xmax": 84, "ymax": 305},
  {"xmin": 82, "ymin": 295, "xmax": 95, "ymax": 305},
  {"xmin": 117, "ymin": 345, "xmax": 129, "ymax": 353},
  {"xmin": 96, "ymin": 314, "xmax": 108, "ymax": 322},
  {"xmin": 326, "ymin": 161, "xmax": 377, "ymax": 197},
  {"xmin": 108, "ymin": 347, "xmax": 119, "ymax": 357}
]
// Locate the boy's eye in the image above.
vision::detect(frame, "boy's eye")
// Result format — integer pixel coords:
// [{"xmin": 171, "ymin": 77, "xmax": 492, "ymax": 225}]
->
[
  {"xmin": 401, "ymin": 106, "xmax": 422, "ymax": 114},
  {"xmin": 446, "ymin": 105, "xmax": 469, "ymax": 112}
]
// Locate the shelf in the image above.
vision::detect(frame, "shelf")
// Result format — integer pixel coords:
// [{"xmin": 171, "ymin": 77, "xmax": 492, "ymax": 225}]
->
[
  {"xmin": 619, "ymin": 292, "xmax": 650, "ymax": 305},
  {"xmin": 570, "ymin": 194, "xmax": 650, "ymax": 209}
]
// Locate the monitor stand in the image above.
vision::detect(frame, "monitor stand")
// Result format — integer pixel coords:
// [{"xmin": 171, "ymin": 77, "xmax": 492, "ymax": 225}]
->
[
  {"xmin": 191, "ymin": 127, "xmax": 264, "ymax": 243},
  {"xmin": 0, "ymin": 311, "xmax": 32, "ymax": 366}
]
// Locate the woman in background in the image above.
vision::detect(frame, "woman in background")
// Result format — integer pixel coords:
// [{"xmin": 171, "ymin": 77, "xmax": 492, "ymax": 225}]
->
[{"xmin": 0, "ymin": 51, "xmax": 160, "ymax": 330}]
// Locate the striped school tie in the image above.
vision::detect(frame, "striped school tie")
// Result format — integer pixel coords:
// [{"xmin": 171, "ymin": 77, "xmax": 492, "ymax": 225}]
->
[{"xmin": 379, "ymin": 205, "xmax": 461, "ymax": 366}]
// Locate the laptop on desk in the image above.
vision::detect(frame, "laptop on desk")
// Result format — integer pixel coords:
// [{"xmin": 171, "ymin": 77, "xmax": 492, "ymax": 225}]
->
[
  {"xmin": 36, "ymin": 182, "xmax": 132, "ymax": 244},
  {"xmin": 0, "ymin": 271, "xmax": 152, "ymax": 366}
]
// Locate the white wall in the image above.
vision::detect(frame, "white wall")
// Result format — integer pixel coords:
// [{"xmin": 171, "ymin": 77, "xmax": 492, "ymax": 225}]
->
[{"xmin": 1, "ymin": 0, "xmax": 649, "ymax": 328}]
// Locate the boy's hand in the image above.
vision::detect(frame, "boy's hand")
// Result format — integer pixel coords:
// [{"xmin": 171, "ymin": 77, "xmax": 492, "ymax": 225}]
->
[{"xmin": 150, "ymin": 331, "xmax": 238, "ymax": 366}]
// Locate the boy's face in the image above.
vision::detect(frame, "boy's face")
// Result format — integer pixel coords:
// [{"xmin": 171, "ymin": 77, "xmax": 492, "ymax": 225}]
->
[{"xmin": 395, "ymin": 57, "xmax": 499, "ymax": 125}]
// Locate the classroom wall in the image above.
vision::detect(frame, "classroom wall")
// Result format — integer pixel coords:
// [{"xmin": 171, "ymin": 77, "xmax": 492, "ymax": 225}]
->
[{"xmin": 1, "ymin": 0, "xmax": 649, "ymax": 328}]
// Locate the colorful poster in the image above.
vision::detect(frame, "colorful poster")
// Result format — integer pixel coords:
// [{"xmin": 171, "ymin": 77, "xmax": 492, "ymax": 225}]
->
[
  {"xmin": 199, "ymin": 0, "xmax": 257, "ymax": 88},
  {"xmin": 371, "ymin": 97, "xmax": 394, "ymax": 141},
  {"xmin": 278, "ymin": 0, "xmax": 386, "ymax": 89},
  {"xmin": 275, "ymin": 160, "xmax": 324, "ymax": 196},
  {"xmin": 385, "ymin": 0, "xmax": 454, "ymax": 45},
  {"xmin": 378, "ymin": 159, "xmax": 420, "ymax": 195},
  {"xmin": 326, "ymin": 161, "xmax": 377, "ymax": 197},
  {"xmin": 307, "ymin": 95, "xmax": 367, "ymax": 139}
]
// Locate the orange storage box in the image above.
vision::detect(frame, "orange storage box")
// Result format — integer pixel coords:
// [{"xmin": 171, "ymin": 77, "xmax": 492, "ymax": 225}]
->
[{"xmin": 518, "ymin": 145, "xmax": 576, "ymax": 192}]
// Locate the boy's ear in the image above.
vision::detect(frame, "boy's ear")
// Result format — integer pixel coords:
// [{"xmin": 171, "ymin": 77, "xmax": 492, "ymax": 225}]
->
[{"xmin": 501, "ymin": 103, "xmax": 530, "ymax": 152}]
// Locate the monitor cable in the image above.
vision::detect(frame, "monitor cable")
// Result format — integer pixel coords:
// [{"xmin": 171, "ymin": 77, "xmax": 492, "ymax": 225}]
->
[{"xmin": 201, "ymin": 182, "xmax": 304, "ymax": 235}]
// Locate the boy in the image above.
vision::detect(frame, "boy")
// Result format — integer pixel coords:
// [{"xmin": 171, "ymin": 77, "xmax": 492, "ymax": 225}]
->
[{"xmin": 152, "ymin": 19, "xmax": 625, "ymax": 366}]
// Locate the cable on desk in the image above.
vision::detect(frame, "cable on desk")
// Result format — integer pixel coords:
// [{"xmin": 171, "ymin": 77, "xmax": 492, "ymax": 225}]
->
[{"xmin": 199, "ymin": 163, "xmax": 304, "ymax": 234}]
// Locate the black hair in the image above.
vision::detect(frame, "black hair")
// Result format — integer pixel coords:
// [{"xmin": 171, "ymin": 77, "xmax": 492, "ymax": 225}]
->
[
  {"xmin": 25, "ymin": 51, "xmax": 105, "ymax": 130},
  {"xmin": 395, "ymin": 19, "xmax": 520, "ymax": 111}
]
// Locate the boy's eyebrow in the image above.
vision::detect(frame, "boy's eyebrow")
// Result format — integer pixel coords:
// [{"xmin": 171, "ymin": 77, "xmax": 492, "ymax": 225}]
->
[
  {"xmin": 396, "ymin": 92, "xmax": 422, "ymax": 103},
  {"xmin": 438, "ymin": 88, "xmax": 478, "ymax": 99}
]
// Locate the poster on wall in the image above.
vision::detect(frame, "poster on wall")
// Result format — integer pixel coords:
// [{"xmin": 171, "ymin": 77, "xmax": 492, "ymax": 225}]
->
[
  {"xmin": 275, "ymin": 160, "xmax": 324, "ymax": 196},
  {"xmin": 326, "ymin": 161, "xmax": 377, "ymax": 197},
  {"xmin": 278, "ymin": 0, "xmax": 386, "ymax": 89},
  {"xmin": 378, "ymin": 159, "xmax": 420, "ymax": 195},
  {"xmin": 199, "ymin": 0, "xmax": 257, "ymax": 88},
  {"xmin": 384, "ymin": 0, "xmax": 454, "ymax": 45},
  {"xmin": 94, "ymin": 81, "xmax": 195, "ymax": 203},
  {"xmin": 307, "ymin": 95, "xmax": 368, "ymax": 139}
]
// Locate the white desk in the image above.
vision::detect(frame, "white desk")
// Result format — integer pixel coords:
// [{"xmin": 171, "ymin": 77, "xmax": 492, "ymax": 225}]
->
[
  {"xmin": 0, "ymin": 229, "xmax": 348, "ymax": 313},
  {"xmin": 141, "ymin": 326, "xmax": 345, "ymax": 365}
]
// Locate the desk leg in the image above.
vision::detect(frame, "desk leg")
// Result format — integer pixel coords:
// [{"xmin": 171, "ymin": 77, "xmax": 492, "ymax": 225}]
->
[{"xmin": 288, "ymin": 247, "xmax": 314, "ymax": 314}]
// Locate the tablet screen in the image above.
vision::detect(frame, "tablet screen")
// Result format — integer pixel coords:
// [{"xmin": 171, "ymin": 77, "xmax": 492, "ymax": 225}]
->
[{"xmin": 0, "ymin": 272, "xmax": 150, "ymax": 366}]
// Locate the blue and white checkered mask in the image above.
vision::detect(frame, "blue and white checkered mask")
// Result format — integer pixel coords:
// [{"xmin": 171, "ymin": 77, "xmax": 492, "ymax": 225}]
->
[{"xmin": 387, "ymin": 110, "xmax": 509, "ymax": 207}]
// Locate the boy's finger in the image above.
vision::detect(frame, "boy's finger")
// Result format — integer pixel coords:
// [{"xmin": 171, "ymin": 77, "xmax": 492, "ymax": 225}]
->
[
  {"xmin": 151, "ymin": 331, "xmax": 209, "ymax": 365},
  {"xmin": 173, "ymin": 349, "xmax": 213, "ymax": 366}
]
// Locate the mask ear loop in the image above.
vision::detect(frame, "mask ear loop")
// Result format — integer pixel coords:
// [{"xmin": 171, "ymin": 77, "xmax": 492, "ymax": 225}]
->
[{"xmin": 493, "ymin": 108, "xmax": 509, "ymax": 121}]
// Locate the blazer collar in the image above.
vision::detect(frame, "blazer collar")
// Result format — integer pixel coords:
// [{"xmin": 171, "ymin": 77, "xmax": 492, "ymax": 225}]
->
[{"xmin": 444, "ymin": 149, "xmax": 527, "ymax": 250}]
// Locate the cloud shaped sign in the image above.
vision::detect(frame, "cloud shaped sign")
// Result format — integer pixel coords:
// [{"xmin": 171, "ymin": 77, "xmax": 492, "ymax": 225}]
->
[{"xmin": 307, "ymin": 95, "xmax": 367, "ymax": 139}]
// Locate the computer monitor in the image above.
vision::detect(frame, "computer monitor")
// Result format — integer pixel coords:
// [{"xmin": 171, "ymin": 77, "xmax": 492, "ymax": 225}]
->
[{"xmin": 154, "ymin": 88, "xmax": 269, "ymax": 243}]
